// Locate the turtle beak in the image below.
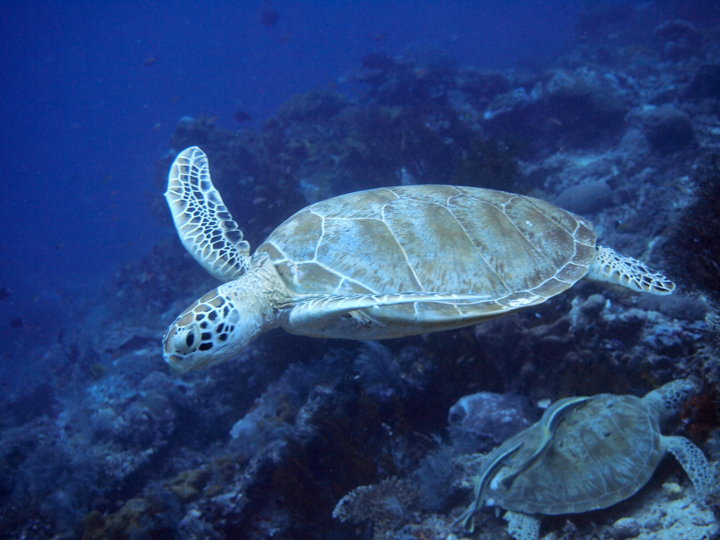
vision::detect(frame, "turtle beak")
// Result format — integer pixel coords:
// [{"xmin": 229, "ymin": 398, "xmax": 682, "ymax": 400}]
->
[{"xmin": 162, "ymin": 321, "xmax": 199, "ymax": 373}]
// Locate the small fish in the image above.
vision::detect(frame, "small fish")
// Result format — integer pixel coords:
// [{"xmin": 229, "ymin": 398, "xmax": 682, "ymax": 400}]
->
[
  {"xmin": 0, "ymin": 287, "xmax": 10, "ymax": 300},
  {"xmin": 261, "ymin": 0, "xmax": 279, "ymax": 27},
  {"xmin": 143, "ymin": 56, "xmax": 158, "ymax": 67},
  {"xmin": 10, "ymin": 318, "xmax": 23, "ymax": 328},
  {"xmin": 234, "ymin": 110, "xmax": 252, "ymax": 123},
  {"xmin": 362, "ymin": 52, "xmax": 395, "ymax": 70}
]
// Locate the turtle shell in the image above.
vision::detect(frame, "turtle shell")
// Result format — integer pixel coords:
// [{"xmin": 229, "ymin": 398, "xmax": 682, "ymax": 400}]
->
[
  {"xmin": 255, "ymin": 185, "xmax": 596, "ymax": 330},
  {"xmin": 485, "ymin": 393, "xmax": 663, "ymax": 515}
]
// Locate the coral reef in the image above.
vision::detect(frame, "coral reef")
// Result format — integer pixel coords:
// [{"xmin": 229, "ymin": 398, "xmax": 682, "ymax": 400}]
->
[
  {"xmin": 482, "ymin": 67, "xmax": 629, "ymax": 155},
  {"xmin": 654, "ymin": 19, "xmax": 704, "ymax": 61},
  {"xmin": 685, "ymin": 64, "xmax": 720, "ymax": 100},
  {"xmin": 638, "ymin": 105, "xmax": 695, "ymax": 152},
  {"xmin": 447, "ymin": 391, "xmax": 537, "ymax": 451}
]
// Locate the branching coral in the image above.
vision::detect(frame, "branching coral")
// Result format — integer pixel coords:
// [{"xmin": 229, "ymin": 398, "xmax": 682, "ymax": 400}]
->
[{"xmin": 332, "ymin": 477, "xmax": 420, "ymax": 537}]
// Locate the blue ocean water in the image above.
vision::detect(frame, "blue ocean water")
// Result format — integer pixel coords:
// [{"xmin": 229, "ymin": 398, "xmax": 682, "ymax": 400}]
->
[{"xmin": 0, "ymin": 1, "xmax": 579, "ymax": 335}]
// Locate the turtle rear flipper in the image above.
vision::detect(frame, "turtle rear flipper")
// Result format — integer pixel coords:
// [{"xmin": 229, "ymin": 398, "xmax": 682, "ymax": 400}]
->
[
  {"xmin": 664, "ymin": 435, "xmax": 718, "ymax": 505},
  {"xmin": 587, "ymin": 245, "xmax": 675, "ymax": 295},
  {"xmin": 165, "ymin": 146, "xmax": 251, "ymax": 281}
]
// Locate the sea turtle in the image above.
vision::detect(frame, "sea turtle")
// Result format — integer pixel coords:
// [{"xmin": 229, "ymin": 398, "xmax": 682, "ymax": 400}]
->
[
  {"xmin": 456, "ymin": 379, "xmax": 717, "ymax": 540},
  {"xmin": 162, "ymin": 146, "xmax": 675, "ymax": 372}
]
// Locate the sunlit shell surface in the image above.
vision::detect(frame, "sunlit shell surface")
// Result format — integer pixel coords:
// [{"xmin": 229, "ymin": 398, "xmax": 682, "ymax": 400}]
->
[{"xmin": 256, "ymin": 185, "xmax": 596, "ymax": 329}]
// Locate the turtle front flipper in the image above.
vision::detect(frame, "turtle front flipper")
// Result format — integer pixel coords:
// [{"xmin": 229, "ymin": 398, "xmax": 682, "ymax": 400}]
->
[
  {"xmin": 587, "ymin": 245, "xmax": 675, "ymax": 295},
  {"xmin": 166, "ymin": 146, "xmax": 251, "ymax": 281},
  {"xmin": 663, "ymin": 435, "xmax": 718, "ymax": 506},
  {"xmin": 286, "ymin": 291, "xmax": 507, "ymax": 339}
]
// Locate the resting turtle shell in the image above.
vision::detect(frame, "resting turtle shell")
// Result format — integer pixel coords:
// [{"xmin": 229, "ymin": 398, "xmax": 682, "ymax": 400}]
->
[
  {"xmin": 162, "ymin": 146, "xmax": 674, "ymax": 372},
  {"xmin": 457, "ymin": 379, "xmax": 717, "ymax": 540}
]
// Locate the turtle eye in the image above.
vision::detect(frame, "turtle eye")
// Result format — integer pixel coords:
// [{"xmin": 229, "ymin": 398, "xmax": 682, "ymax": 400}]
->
[{"xmin": 171, "ymin": 324, "xmax": 200, "ymax": 355}]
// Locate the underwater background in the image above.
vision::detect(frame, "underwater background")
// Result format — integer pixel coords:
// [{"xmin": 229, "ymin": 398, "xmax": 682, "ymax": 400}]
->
[{"xmin": 1, "ymin": 1, "xmax": 719, "ymax": 538}]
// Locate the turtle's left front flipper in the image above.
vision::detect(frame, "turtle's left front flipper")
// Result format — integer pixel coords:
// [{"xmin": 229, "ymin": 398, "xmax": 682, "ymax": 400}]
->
[
  {"xmin": 286, "ymin": 291, "xmax": 497, "ymax": 331},
  {"xmin": 165, "ymin": 146, "xmax": 252, "ymax": 281},
  {"xmin": 664, "ymin": 435, "xmax": 718, "ymax": 506}
]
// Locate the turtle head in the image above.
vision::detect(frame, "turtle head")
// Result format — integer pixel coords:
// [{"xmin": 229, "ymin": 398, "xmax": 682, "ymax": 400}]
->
[
  {"xmin": 162, "ymin": 281, "xmax": 266, "ymax": 373},
  {"xmin": 644, "ymin": 378, "xmax": 699, "ymax": 422}
]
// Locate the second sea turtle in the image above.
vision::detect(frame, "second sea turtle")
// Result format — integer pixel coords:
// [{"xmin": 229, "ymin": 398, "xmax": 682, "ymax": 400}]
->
[{"xmin": 457, "ymin": 379, "xmax": 717, "ymax": 540}]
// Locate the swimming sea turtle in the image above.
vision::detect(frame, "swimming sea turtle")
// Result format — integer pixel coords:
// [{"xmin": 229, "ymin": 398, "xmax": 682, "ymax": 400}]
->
[
  {"xmin": 457, "ymin": 379, "xmax": 717, "ymax": 540},
  {"xmin": 162, "ymin": 146, "xmax": 675, "ymax": 372}
]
